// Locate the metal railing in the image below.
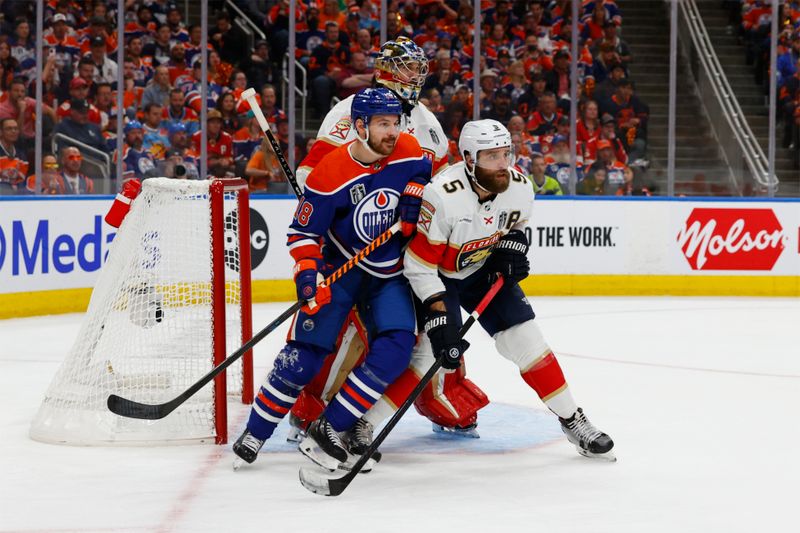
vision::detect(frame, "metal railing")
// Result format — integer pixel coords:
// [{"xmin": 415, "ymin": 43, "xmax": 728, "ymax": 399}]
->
[
  {"xmin": 678, "ymin": 0, "xmax": 778, "ymax": 193},
  {"xmin": 52, "ymin": 133, "xmax": 113, "ymax": 193},
  {"xmin": 281, "ymin": 53, "xmax": 308, "ymax": 133},
  {"xmin": 225, "ymin": 0, "xmax": 266, "ymax": 52}
]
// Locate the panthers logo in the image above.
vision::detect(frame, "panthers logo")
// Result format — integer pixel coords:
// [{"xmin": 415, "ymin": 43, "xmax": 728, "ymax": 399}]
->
[{"xmin": 456, "ymin": 233, "xmax": 501, "ymax": 271}]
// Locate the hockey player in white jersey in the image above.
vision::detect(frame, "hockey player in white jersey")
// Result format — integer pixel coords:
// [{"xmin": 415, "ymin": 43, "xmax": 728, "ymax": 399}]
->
[
  {"xmin": 401, "ymin": 119, "xmax": 616, "ymax": 460},
  {"xmin": 287, "ymin": 37, "xmax": 491, "ymax": 447}
]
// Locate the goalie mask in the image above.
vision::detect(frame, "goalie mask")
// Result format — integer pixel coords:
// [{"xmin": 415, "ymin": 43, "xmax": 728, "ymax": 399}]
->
[
  {"xmin": 374, "ymin": 37, "xmax": 429, "ymax": 106},
  {"xmin": 458, "ymin": 119, "xmax": 514, "ymax": 194}
]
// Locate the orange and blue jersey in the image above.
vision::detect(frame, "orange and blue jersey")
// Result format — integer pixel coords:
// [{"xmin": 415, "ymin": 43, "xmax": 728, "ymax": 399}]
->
[{"xmin": 288, "ymin": 133, "xmax": 432, "ymax": 278}]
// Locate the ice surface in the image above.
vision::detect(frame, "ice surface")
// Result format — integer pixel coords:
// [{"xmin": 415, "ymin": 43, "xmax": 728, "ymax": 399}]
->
[{"xmin": 1, "ymin": 297, "xmax": 798, "ymax": 532}]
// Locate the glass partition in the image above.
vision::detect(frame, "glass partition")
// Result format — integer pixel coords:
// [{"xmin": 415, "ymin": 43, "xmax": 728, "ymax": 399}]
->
[{"xmin": 0, "ymin": 0, "xmax": 796, "ymax": 199}]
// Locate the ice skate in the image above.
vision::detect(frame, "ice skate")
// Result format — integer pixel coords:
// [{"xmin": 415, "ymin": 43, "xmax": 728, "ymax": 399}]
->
[
  {"xmin": 559, "ymin": 408, "xmax": 616, "ymax": 462},
  {"xmin": 286, "ymin": 413, "xmax": 306, "ymax": 444},
  {"xmin": 339, "ymin": 418, "xmax": 381, "ymax": 473},
  {"xmin": 432, "ymin": 421, "xmax": 480, "ymax": 438},
  {"xmin": 232, "ymin": 428, "xmax": 265, "ymax": 470},
  {"xmin": 298, "ymin": 416, "xmax": 348, "ymax": 471}
]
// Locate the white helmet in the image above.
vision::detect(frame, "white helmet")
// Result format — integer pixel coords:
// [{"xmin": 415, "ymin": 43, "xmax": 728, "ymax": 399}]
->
[{"xmin": 458, "ymin": 119, "xmax": 512, "ymax": 176}]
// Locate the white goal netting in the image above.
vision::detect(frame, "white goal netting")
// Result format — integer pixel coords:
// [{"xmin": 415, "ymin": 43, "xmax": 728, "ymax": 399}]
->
[{"xmin": 30, "ymin": 178, "xmax": 250, "ymax": 445}]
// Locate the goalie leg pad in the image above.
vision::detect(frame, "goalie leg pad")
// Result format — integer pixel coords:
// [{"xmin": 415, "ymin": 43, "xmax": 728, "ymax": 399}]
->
[
  {"xmin": 324, "ymin": 329, "xmax": 416, "ymax": 432},
  {"xmin": 289, "ymin": 312, "xmax": 369, "ymax": 428},
  {"xmin": 410, "ymin": 336, "xmax": 490, "ymax": 428}
]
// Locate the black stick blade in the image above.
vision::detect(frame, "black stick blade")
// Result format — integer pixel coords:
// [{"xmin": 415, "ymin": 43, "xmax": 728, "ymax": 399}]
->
[
  {"xmin": 299, "ymin": 466, "xmax": 355, "ymax": 497},
  {"xmin": 107, "ymin": 394, "xmax": 173, "ymax": 420}
]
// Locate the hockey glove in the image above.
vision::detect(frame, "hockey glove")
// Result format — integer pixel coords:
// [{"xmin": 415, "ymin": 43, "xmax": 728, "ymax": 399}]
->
[
  {"xmin": 486, "ymin": 230, "xmax": 530, "ymax": 283},
  {"xmin": 424, "ymin": 309, "xmax": 470, "ymax": 371},
  {"xmin": 398, "ymin": 176, "xmax": 427, "ymax": 237},
  {"xmin": 293, "ymin": 258, "xmax": 331, "ymax": 315}
]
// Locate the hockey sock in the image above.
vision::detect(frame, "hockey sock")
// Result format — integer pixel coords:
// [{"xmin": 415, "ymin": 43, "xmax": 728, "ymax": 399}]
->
[
  {"xmin": 495, "ymin": 320, "xmax": 578, "ymax": 420},
  {"xmin": 325, "ymin": 366, "xmax": 384, "ymax": 432},
  {"xmin": 363, "ymin": 396, "xmax": 395, "ymax": 427},
  {"xmin": 247, "ymin": 371, "xmax": 301, "ymax": 440},
  {"xmin": 520, "ymin": 354, "xmax": 577, "ymax": 419}
]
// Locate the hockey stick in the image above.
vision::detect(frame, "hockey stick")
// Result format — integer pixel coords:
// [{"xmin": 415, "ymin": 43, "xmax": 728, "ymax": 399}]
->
[
  {"xmin": 241, "ymin": 87, "xmax": 303, "ymax": 198},
  {"xmin": 299, "ymin": 275, "xmax": 506, "ymax": 497},
  {"xmin": 107, "ymin": 221, "xmax": 402, "ymax": 420}
]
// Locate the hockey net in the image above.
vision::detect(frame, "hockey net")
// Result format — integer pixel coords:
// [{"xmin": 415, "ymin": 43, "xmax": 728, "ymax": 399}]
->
[{"xmin": 30, "ymin": 178, "xmax": 253, "ymax": 445}]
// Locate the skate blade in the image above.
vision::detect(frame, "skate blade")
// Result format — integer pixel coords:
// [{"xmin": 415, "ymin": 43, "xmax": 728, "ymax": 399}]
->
[
  {"xmin": 286, "ymin": 426, "xmax": 305, "ymax": 444},
  {"xmin": 337, "ymin": 453, "xmax": 374, "ymax": 474},
  {"xmin": 577, "ymin": 447, "xmax": 617, "ymax": 462},
  {"xmin": 299, "ymin": 466, "xmax": 334, "ymax": 496},
  {"xmin": 298, "ymin": 438, "xmax": 341, "ymax": 472},
  {"xmin": 232, "ymin": 457, "xmax": 246, "ymax": 471},
  {"xmin": 432, "ymin": 423, "xmax": 480, "ymax": 439}
]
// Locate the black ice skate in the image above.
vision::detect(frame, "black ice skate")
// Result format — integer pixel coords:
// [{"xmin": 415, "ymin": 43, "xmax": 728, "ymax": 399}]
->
[
  {"xmin": 559, "ymin": 408, "xmax": 616, "ymax": 462},
  {"xmin": 340, "ymin": 418, "xmax": 381, "ymax": 473},
  {"xmin": 432, "ymin": 421, "xmax": 480, "ymax": 438},
  {"xmin": 286, "ymin": 413, "xmax": 306, "ymax": 444},
  {"xmin": 232, "ymin": 428, "xmax": 265, "ymax": 471},
  {"xmin": 299, "ymin": 416, "xmax": 348, "ymax": 471}
]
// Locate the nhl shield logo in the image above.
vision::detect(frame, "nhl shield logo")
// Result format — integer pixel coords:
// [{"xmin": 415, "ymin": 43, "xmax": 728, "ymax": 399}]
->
[{"xmin": 350, "ymin": 183, "xmax": 366, "ymax": 204}]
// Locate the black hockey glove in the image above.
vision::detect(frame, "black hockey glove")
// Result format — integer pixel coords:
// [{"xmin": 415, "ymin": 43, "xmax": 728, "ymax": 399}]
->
[
  {"xmin": 486, "ymin": 229, "xmax": 530, "ymax": 283},
  {"xmin": 424, "ymin": 309, "xmax": 470, "ymax": 371}
]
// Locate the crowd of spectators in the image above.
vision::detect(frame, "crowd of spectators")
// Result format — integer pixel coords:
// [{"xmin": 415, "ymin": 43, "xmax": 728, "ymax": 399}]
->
[
  {"xmin": 0, "ymin": 0, "xmax": 652, "ymax": 197},
  {"xmin": 727, "ymin": 0, "xmax": 800, "ymax": 169}
]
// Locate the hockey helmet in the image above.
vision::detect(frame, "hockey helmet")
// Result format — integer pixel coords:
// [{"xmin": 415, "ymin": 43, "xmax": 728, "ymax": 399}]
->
[
  {"xmin": 374, "ymin": 37, "xmax": 429, "ymax": 105},
  {"xmin": 458, "ymin": 119, "xmax": 513, "ymax": 174},
  {"xmin": 351, "ymin": 88, "xmax": 403, "ymax": 129}
]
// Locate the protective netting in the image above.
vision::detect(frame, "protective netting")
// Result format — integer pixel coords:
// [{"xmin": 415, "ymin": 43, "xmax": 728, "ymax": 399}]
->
[{"xmin": 30, "ymin": 179, "xmax": 246, "ymax": 445}]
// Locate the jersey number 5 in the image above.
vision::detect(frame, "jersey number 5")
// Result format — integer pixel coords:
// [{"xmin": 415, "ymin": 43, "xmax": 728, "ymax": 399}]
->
[
  {"xmin": 294, "ymin": 199, "xmax": 314, "ymax": 226},
  {"xmin": 443, "ymin": 180, "xmax": 465, "ymax": 193}
]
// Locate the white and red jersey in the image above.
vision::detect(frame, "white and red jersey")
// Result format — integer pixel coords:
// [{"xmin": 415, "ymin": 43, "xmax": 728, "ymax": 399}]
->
[
  {"xmin": 296, "ymin": 95, "xmax": 449, "ymax": 187},
  {"xmin": 404, "ymin": 162, "xmax": 533, "ymax": 303}
]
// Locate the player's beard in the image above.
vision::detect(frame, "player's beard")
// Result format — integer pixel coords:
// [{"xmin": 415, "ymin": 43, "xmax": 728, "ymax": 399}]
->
[
  {"xmin": 474, "ymin": 165, "xmax": 510, "ymax": 194},
  {"xmin": 367, "ymin": 133, "xmax": 397, "ymax": 156}
]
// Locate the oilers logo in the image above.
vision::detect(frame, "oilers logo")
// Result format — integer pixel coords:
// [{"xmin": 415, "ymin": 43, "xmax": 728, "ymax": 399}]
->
[{"xmin": 353, "ymin": 188, "xmax": 399, "ymax": 243}]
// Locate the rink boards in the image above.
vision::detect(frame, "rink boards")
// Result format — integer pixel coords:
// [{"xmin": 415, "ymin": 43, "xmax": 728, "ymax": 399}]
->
[{"xmin": 0, "ymin": 195, "xmax": 798, "ymax": 318}]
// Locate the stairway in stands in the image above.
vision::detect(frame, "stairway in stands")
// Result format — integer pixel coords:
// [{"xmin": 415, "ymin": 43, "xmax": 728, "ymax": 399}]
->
[
  {"xmin": 617, "ymin": 0, "xmax": 732, "ymax": 195},
  {"xmin": 695, "ymin": 1, "xmax": 798, "ymax": 196}
]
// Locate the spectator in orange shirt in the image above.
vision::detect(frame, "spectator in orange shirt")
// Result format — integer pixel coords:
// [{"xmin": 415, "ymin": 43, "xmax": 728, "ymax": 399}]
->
[
  {"xmin": 319, "ymin": 0, "xmax": 347, "ymax": 28},
  {"xmin": 351, "ymin": 28, "xmax": 378, "ymax": 69},
  {"xmin": 245, "ymin": 138, "xmax": 282, "ymax": 192},
  {"xmin": 25, "ymin": 153, "xmax": 63, "ymax": 195},
  {"xmin": 0, "ymin": 118, "xmax": 28, "ymax": 194}
]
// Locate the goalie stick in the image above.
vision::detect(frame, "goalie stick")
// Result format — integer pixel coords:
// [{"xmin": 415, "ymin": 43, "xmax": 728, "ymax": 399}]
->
[
  {"xmin": 299, "ymin": 275, "xmax": 506, "ymax": 497},
  {"xmin": 241, "ymin": 87, "xmax": 303, "ymax": 198},
  {"xmin": 107, "ymin": 221, "xmax": 402, "ymax": 421}
]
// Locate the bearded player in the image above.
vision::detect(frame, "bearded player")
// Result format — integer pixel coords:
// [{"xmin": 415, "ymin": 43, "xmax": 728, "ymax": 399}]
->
[
  {"xmin": 288, "ymin": 37, "xmax": 489, "ymax": 448},
  {"xmin": 402, "ymin": 119, "xmax": 616, "ymax": 461}
]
